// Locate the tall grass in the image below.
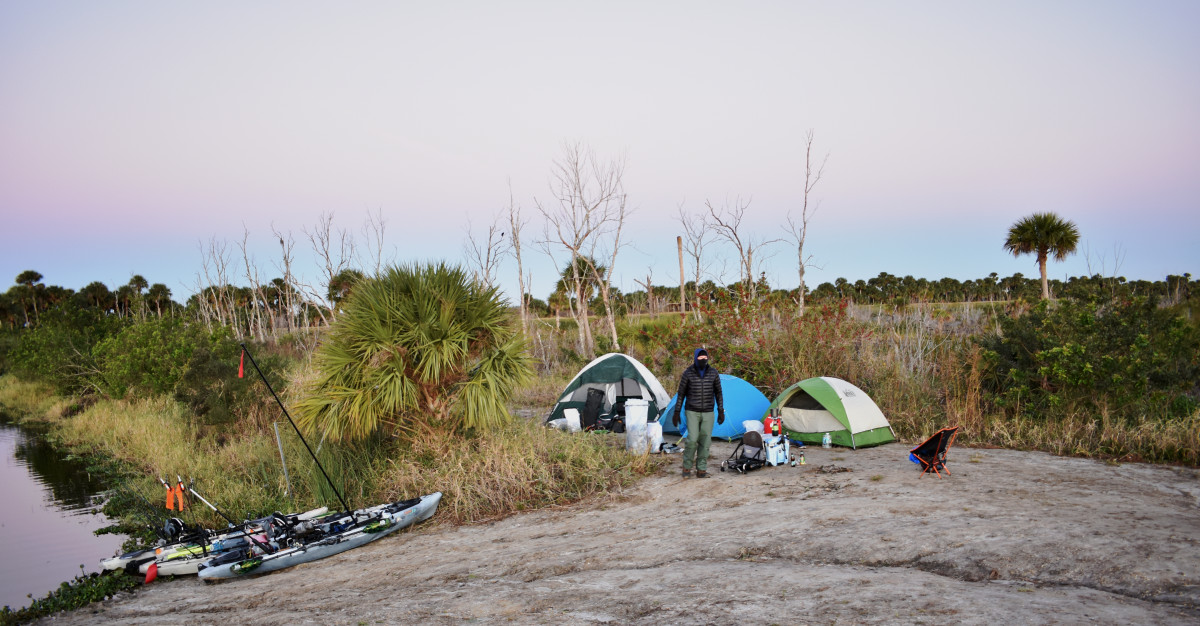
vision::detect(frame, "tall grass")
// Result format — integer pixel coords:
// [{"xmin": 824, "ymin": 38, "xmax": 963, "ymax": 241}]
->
[
  {"xmin": 0, "ymin": 375, "xmax": 62, "ymax": 420},
  {"xmin": 379, "ymin": 420, "xmax": 668, "ymax": 524}
]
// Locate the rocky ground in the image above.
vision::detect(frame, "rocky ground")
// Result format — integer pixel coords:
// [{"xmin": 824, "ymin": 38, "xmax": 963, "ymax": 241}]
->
[{"xmin": 43, "ymin": 441, "xmax": 1200, "ymax": 625}]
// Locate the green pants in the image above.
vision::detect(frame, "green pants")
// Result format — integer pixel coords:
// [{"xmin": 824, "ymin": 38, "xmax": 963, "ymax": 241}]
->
[{"xmin": 683, "ymin": 410, "xmax": 715, "ymax": 472}]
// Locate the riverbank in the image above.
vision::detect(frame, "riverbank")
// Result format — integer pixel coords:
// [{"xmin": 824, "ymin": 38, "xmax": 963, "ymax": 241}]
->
[{"xmin": 42, "ymin": 442, "xmax": 1200, "ymax": 625}]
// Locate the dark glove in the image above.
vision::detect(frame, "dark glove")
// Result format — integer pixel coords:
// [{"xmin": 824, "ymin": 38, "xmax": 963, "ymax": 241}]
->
[
  {"xmin": 672, "ymin": 413, "xmax": 680, "ymax": 427},
  {"xmin": 717, "ymin": 412, "xmax": 725, "ymax": 425}
]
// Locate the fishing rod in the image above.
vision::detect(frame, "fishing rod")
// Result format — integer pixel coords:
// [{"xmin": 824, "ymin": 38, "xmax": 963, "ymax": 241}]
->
[
  {"xmin": 117, "ymin": 484, "xmax": 170, "ymax": 534},
  {"xmin": 240, "ymin": 343, "xmax": 351, "ymax": 514},
  {"xmin": 162, "ymin": 477, "xmax": 276, "ymax": 555}
]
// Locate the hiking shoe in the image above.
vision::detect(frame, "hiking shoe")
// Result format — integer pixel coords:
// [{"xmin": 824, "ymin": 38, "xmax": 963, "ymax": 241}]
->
[
  {"xmin": 695, "ymin": 470, "xmax": 710, "ymax": 478},
  {"xmin": 682, "ymin": 468, "xmax": 693, "ymax": 478}
]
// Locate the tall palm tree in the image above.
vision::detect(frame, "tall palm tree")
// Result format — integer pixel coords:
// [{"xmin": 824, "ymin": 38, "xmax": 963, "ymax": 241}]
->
[
  {"xmin": 127, "ymin": 275, "xmax": 149, "ymax": 319},
  {"xmin": 147, "ymin": 283, "xmax": 172, "ymax": 317},
  {"xmin": 1004, "ymin": 212, "xmax": 1081, "ymax": 300},
  {"xmin": 81, "ymin": 281, "xmax": 112, "ymax": 310},
  {"xmin": 15, "ymin": 270, "xmax": 44, "ymax": 325},
  {"xmin": 294, "ymin": 262, "xmax": 534, "ymax": 442}
]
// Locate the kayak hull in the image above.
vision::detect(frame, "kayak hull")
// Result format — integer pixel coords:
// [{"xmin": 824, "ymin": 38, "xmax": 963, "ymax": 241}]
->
[{"xmin": 199, "ymin": 492, "xmax": 440, "ymax": 581}]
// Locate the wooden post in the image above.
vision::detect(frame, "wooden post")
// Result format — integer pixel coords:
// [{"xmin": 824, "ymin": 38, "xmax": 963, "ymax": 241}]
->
[{"xmin": 677, "ymin": 236, "xmax": 686, "ymax": 318}]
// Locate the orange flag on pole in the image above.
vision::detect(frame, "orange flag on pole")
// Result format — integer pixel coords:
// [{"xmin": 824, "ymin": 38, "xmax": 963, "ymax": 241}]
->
[{"xmin": 238, "ymin": 349, "xmax": 245, "ymax": 378}]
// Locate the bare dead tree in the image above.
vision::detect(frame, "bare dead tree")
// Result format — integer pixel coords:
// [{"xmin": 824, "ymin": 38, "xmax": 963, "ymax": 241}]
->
[
  {"xmin": 536, "ymin": 141, "xmax": 629, "ymax": 357},
  {"xmin": 271, "ymin": 226, "xmax": 300, "ymax": 336},
  {"xmin": 237, "ymin": 228, "xmax": 268, "ymax": 342},
  {"xmin": 302, "ymin": 212, "xmax": 355, "ymax": 325},
  {"xmin": 678, "ymin": 201, "xmax": 713, "ymax": 319},
  {"xmin": 359, "ymin": 207, "xmax": 390, "ymax": 277},
  {"xmin": 583, "ymin": 193, "xmax": 629, "ymax": 351},
  {"xmin": 634, "ymin": 267, "xmax": 656, "ymax": 315},
  {"xmin": 463, "ymin": 211, "xmax": 511, "ymax": 290},
  {"xmin": 506, "ymin": 181, "xmax": 531, "ymax": 334},
  {"xmin": 783, "ymin": 130, "xmax": 829, "ymax": 316},
  {"xmin": 197, "ymin": 237, "xmax": 237, "ymax": 337},
  {"xmin": 706, "ymin": 196, "xmax": 780, "ymax": 302},
  {"xmin": 190, "ymin": 272, "xmax": 215, "ymax": 332}
]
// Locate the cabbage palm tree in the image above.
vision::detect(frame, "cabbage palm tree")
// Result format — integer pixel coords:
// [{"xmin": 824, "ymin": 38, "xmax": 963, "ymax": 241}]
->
[
  {"xmin": 15, "ymin": 270, "xmax": 43, "ymax": 326},
  {"xmin": 147, "ymin": 283, "xmax": 172, "ymax": 317},
  {"xmin": 1004, "ymin": 212, "xmax": 1081, "ymax": 300},
  {"xmin": 327, "ymin": 268, "xmax": 364, "ymax": 312},
  {"xmin": 127, "ymin": 275, "xmax": 149, "ymax": 319},
  {"xmin": 294, "ymin": 262, "xmax": 533, "ymax": 442},
  {"xmin": 81, "ymin": 281, "xmax": 112, "ymax": 310}
]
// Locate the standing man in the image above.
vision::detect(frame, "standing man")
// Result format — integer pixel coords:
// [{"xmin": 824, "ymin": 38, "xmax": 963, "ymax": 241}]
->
[{"xmin": 672, "ymin": 347, "xmax": 725, "ymax": 478}]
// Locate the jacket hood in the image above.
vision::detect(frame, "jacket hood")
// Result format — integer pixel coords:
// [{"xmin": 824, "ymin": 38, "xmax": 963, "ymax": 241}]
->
[{"xmin": 693, "ymin": 348, "xmax": 710, "ymax": 376}]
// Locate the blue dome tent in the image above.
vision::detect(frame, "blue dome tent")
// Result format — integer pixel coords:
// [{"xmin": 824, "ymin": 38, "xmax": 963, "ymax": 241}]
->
[{"xmin": 658, "ymin": 374, "xmax": 771, "ymax": 440}]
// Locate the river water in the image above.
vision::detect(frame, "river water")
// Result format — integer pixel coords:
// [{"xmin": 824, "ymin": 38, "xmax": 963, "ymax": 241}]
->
[{"xmin": 0, "ymin": 416, "xmax": 127, "ymax": 610}]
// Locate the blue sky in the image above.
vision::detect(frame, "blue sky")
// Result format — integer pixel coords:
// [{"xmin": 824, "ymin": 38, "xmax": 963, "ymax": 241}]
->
[{"xmin": 2, "ymin": 1, "xmax": 1197, "ymax": 303}]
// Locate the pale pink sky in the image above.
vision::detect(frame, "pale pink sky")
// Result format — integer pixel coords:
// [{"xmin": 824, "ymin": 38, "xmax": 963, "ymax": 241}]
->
[{"xmin": 2, "ymin": 1, "xmax": 1197, "ymax": 301}]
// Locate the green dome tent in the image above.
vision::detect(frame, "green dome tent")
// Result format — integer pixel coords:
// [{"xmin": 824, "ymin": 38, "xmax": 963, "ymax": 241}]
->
[
  {"xmin": 765, "ymin": 377, "xmax": 895, "ymax": 449},
  {"xmin": 544, "ymin": 353, "xmax": 671, "ymax": 424}
]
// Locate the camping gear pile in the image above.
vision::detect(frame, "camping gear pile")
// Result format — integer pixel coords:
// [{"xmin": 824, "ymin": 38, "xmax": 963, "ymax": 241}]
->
[
  {"xmin": 544, "ymin": 353, "xmax": 958, "ymax": 480},
  {"xmin": 546, "ymin": 353, "xmax": 671, "ymax": 436},
  {"xmin": 720, "ymin": 415, "xmax": 802, "ymax": 473}
]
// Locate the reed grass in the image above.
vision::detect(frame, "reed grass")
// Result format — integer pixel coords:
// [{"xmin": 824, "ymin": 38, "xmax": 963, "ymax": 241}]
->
[{"xmin": 0, "ymin": 375, "xmax": 62, "ymax": 421}]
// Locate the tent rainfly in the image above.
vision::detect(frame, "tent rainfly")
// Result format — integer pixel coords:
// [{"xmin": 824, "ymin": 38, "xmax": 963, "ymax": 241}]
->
[
  {"xmin": 765, "ymin": 377, "xmax": 896, "ymax": 449},
  {"xmin": 659, "ymin": 374, "xmax": 771, "ymax": 440},
  {"xmin": 545, "ymin": 353, "xmax": 671, "ymax": 425}
]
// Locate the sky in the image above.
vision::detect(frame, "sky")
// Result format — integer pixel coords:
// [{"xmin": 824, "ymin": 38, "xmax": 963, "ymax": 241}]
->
[{"xmin": 2, "ymin": 1, "xmax": 1198, "ymax": 305}]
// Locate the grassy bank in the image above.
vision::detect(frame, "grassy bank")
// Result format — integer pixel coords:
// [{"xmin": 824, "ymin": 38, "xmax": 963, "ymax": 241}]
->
[{"xmin": 0, "ymin": 374, "xmax": 668, "ymax": 532}]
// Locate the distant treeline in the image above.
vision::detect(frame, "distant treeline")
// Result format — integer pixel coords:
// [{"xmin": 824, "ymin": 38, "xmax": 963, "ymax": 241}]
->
[
  {"xmin": 524, "ymin": 271, "xmax": 1197, "ymax": 318},
  {"xmin": 3, "ymin": 269, "xmax": 1196, "ymax": 331}
]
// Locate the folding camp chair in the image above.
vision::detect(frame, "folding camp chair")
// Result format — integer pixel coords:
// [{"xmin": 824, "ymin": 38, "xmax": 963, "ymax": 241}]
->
[{"xmin": 910, "ymin": 426, "xmax": 959, "ymax": 478}]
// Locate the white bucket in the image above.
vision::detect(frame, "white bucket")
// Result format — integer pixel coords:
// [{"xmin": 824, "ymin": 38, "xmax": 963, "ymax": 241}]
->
[
  {"xmin": 564, "ymin": 408, "xmax": 582, "ymax": 433},
  {"xmin": 646, "ymin": 422, "xmax": 664, "ymax": 453},
  {"xmin": 624, "ymin": 399, "xmax": 649, "ymax": 452}
]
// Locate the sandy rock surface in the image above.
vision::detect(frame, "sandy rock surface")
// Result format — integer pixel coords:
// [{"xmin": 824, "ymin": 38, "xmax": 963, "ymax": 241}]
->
[{"xmin": 46, "ymin": 442, "xmax": 1200, "ymax": 625}]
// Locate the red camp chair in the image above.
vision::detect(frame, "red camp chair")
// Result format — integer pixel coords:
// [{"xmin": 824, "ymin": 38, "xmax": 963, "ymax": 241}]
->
[{"xmin": 910, "ymin": 426, "xmax": 959, "ymax": 478}]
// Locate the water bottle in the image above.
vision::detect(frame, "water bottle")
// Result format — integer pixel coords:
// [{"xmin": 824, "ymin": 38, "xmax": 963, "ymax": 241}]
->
[{"xmin": 822, "ymin": 432, "xmax": 832, "ymax": 448}]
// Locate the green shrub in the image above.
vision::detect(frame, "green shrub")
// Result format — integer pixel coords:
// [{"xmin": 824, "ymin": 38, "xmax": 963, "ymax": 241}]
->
[
  {"xmin": 979, "ymin": 296, "xmax": 1200, "ymax": 420},
  {"xmin": 8, "ymin": 305, "xmax": 125, "ymax": 394},
  {"xmin": 92, "ymin": 316, "xmax": 205, "ymax": 398},
  {"xmin": 172, "ymin": 332, "xmax": 290, "ymax": 426}
]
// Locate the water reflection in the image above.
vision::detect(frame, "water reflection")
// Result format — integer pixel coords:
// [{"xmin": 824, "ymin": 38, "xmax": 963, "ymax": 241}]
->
[
  {"xmin": 0, "ymin": 416, "xmax": 127, "ymax": 610},
  {"xmin": 10, "ymin": 423, "xmax": 109, "ymax": 511}
]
